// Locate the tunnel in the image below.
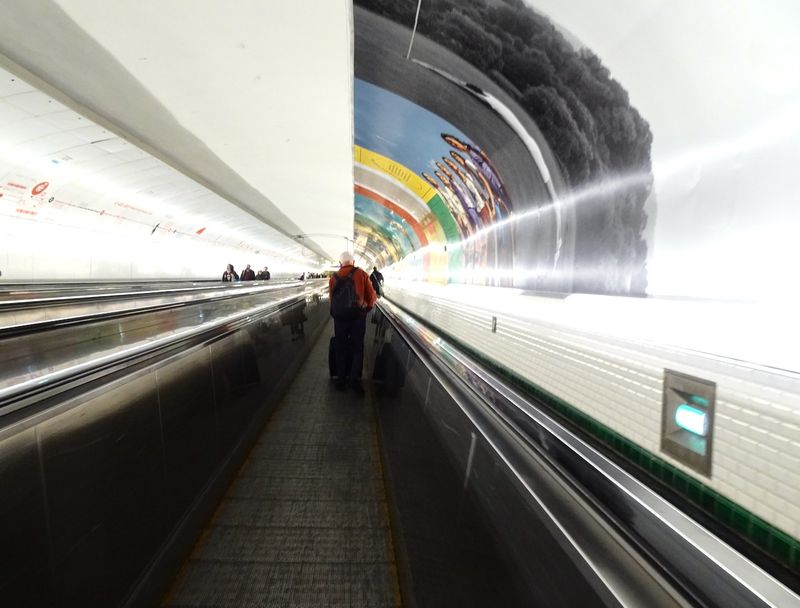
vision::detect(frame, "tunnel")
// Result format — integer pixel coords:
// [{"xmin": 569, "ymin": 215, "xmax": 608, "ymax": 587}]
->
[{"xmin": 1, "ymin": 1, "xmax": 799, "ymax": 606}]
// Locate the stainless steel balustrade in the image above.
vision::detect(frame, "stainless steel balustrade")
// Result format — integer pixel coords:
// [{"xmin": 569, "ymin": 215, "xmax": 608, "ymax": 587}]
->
[
  {"xmin": 0, "ymin": 281, "xmax": 331, "ymax": 606},
  {"xmin": 376, "ymin": 299, "xmax": 800, "ymax": 608},
  {"xmin": 0, "ymin": 279, "xmax": 308, "ymax": 333},
  {"xmin": 0, "ymin": 281, "xmax": 326, "ymax": 414},
  {"xmin": 0, "ymin": 279, "xmax": 218, "ymax": 296},
  {"xmin": 0, "ymin": 278, "xmax": 302, "ymax": 301}
]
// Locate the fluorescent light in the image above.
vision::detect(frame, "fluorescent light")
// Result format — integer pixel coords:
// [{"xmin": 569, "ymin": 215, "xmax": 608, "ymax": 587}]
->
[{"xmin": 675, "ymin": 404, "xmax": 709, "ymax": 437}]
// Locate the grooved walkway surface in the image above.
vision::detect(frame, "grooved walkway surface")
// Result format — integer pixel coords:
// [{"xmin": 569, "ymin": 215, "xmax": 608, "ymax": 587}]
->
[{"xmin": 163, "ymin": 326, "xmax": 401, "ymax": 607}]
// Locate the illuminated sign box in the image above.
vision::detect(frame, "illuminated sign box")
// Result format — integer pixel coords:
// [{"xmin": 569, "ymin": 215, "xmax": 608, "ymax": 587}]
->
[{"xmin": 661, "ymin": 370, "xmax": 716, "ymax": 477}]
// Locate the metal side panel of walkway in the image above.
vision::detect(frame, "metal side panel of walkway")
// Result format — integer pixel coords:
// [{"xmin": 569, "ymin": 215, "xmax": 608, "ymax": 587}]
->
[{"xmin": 162, "ymin": 324, "xmax": 402, "ymax": 607}]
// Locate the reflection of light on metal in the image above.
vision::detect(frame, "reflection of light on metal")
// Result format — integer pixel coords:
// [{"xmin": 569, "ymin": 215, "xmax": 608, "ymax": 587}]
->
[
  {"xmin": 388, "ymin": 167, "xmax": 655, "ymax": 284},
  {"xmin": 390, "ymin": 176, "xmax": 635, "ymax": 277}
]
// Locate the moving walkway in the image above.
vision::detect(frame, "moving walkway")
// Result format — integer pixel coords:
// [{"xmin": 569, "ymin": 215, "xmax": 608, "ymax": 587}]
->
[{"xmin": 0, "ymin": 283, "xmax": 796, "ymax": 606}]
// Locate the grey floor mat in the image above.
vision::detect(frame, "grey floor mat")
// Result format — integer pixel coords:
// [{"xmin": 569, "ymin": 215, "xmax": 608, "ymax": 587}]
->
[{"xmin": 163, "ymin": 326, "xmax": 401, "ymax": 607}]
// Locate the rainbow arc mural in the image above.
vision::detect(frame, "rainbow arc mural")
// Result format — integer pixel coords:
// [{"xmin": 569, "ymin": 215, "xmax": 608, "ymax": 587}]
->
[{"xmin": 353, "ymin": 79, "xmax": 517, "ymax": 285}]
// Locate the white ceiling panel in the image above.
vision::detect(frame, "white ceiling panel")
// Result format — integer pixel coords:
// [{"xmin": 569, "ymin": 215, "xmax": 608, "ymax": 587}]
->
[
  {"xmin": 3, "ymin": 89, "xmax": 66, "ymax": 115},
  {"xmin": 12, "ymin": 131, "xmax": 86, "ymax": 157},
  {"xmin": 1, "ymin": 117, "xmax": 60, "ymax": 145},
  {"xmin": 91, "ymin": 137, "xmax": 133, "ymax": 154},
  {"xmin": 112, "ymin": 147, "xmax": 148, "ymax": 163},
  {"xmin": 76, "ymin": 154, "xmax": 131, "ymax": 173},
  {"xmin": 0, "ymin": 72, "xmax": 34, "ymax": 97},
  {"xmin": 40, "ymin": 110, "xmax": 89, "ymax": 131},
  {"xmin": 0, "ymin": 0, "xmax": 354, "ymax": 262},
  {"xmin": 55, "ymin": 142, "xmax": 109, "ymax": 163},
  {"xmin": 69, "ymin": 123, "xmax": 114, "ymax": 143},
  {"xmin": 0, "ymin": 100, "xmax": 31, "ymax": 126}
]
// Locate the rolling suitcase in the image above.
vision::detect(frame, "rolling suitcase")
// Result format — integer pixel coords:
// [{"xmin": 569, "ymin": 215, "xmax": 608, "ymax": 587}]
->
[
  {"xmin": 328, "ymin": 336, "xmax": 337, "ymax": 378},
  {"xmin": 329, "ymin": 336, "xmax": 352, "ymax": 379}
]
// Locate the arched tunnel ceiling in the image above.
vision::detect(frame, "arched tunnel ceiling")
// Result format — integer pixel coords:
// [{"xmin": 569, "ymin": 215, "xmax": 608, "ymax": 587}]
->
[
  {"xmin": 351, "ymin": 0, "xmax": 800, "ymax": 301},
  {"xmin": 0, "ymin": 0, "xmax": 354, "ymax": 263},
  {"xmin": 353, "ymin": 4, "xmax": 565, "ymax": 285}
]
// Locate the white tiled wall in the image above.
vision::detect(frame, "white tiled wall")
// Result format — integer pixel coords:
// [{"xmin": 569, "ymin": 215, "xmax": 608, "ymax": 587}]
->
[{"xmin": 387, "ymin": 283, "xmax": 800, "ymax": 541}]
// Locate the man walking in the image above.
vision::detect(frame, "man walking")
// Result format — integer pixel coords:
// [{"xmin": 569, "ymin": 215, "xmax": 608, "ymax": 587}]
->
[
  {"xmin": 370, "ymin": 266, "xmax": 384, "ymax": 298},
  {"xmin": 329, "ymin": 251, "xmax": 377, "ymax": 394}
]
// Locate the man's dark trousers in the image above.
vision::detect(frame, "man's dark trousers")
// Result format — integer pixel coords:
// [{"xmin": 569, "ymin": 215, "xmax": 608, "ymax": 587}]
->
[{"xmin": 334, "ymin": 315, "xmax": 366, "ymax": 385}]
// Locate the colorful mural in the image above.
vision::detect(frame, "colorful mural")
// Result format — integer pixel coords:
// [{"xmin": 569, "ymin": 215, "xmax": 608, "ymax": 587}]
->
[{"xmin": 354, "ymin": 79, "xmax": 518, "ymax": 285}]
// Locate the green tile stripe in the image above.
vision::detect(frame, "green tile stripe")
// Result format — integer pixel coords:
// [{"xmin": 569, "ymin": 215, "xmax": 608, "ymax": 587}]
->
[{"xmin": 390, "ymin": 301, "xmax": 800, "ymax": 573}]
